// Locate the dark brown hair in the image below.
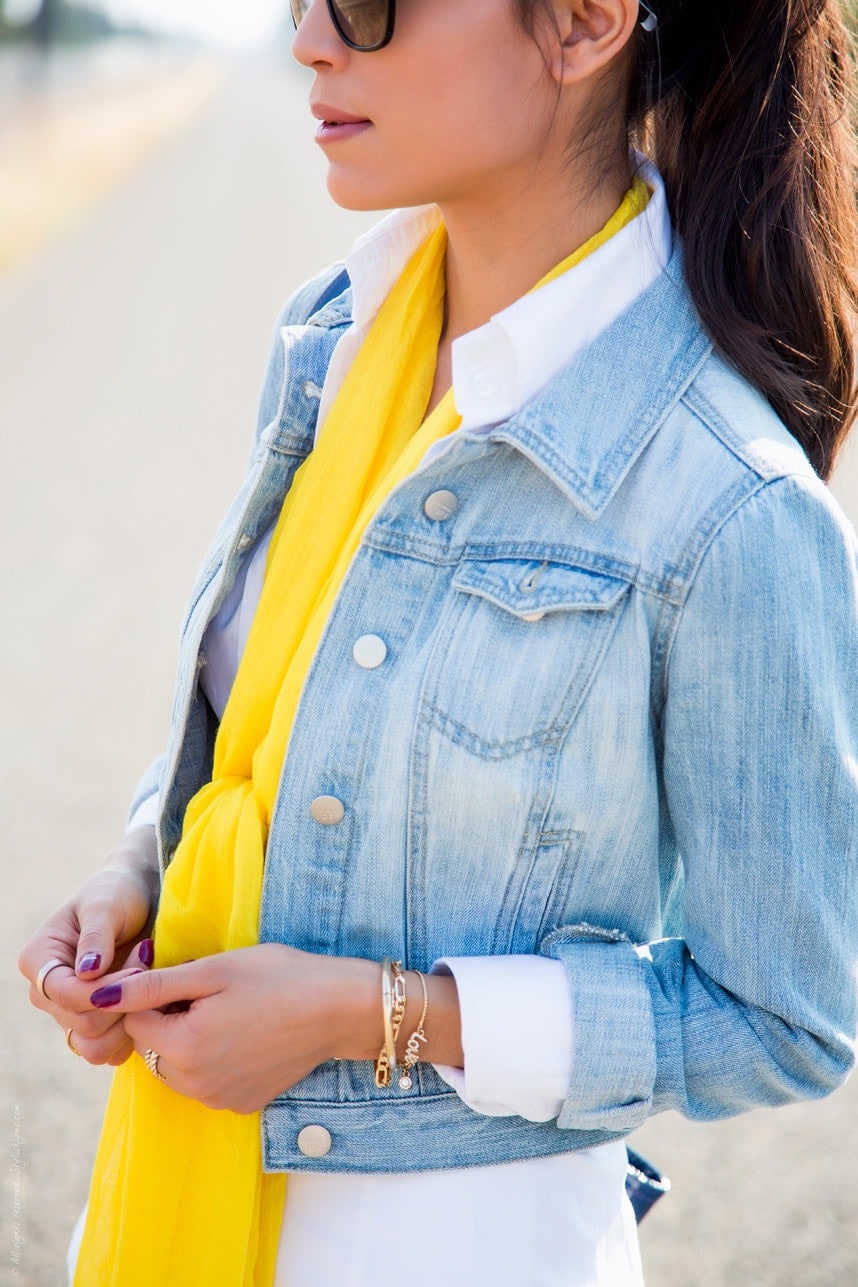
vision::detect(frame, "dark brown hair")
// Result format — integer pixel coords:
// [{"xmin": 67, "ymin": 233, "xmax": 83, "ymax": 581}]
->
[{"xmin": 521, "ymin": 0, "xmax": 858, "ymax": 481}]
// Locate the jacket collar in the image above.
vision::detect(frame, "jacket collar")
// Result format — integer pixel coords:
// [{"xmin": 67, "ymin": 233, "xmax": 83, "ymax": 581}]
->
[
  {"xmin": 296, "ymin": 246, "xmax": 711, "ymax": 521},
  {"xmin": 486, "ymin": 247, "xmax": 713, "ymax": 519}
]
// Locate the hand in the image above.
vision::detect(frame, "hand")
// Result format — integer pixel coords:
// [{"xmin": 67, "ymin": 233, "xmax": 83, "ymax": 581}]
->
[
  {"xmin": 86, "ymin": 945, "xmax": 382, "ymax": 1114},
  {"xmin": 18, "ymin": 825, "xmax": 161, "ymax": 1066}
]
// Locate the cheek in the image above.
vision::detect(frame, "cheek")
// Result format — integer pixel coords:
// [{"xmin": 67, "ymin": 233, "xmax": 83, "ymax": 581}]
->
[{"xmin": 392, "ymin": 57, "xmax": 552, "ymax": 184}]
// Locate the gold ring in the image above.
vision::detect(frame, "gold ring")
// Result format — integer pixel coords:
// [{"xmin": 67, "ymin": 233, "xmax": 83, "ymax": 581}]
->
[
  {"xmin": 143, "ymin": 1048, "xmax": 166, "ymax": 1081},
  {"xmin": 65, "ymin": 1028, "xmax": 82, "ymax": 1057},
  {"xmin": 36, "ymin": 958, "xmax": 66, "ymax": 1000}
]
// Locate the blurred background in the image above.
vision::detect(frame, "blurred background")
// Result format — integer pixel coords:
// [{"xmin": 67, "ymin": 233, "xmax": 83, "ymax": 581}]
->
[{"xmin": 2, "ymin": 4, "xmax": 858, "ymax": 1284}]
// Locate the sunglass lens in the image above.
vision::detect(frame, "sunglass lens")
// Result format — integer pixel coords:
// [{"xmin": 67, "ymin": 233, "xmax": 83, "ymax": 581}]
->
[
  {"xmin": 329, "ymin": 0, "xmax": 390, "ymax": 49},
  {"xmin": 290, "ymin": 0, "xmax": 311, "ymax": 28}
]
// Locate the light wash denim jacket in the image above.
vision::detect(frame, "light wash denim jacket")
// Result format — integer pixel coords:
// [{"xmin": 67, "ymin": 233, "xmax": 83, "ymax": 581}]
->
[{"xmin": 134, "ymin": 248, "xmax": 858, "ymax": 1174}]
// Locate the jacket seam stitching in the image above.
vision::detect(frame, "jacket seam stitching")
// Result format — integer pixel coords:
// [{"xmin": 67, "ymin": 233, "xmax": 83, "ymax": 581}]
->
[
  {"xmin": 678, "ymin": 388, "xmax": 769, "ymax": 478},
  {"xmin": 657, "ymin": 475, "xmax": 806, "ymax": 688}
]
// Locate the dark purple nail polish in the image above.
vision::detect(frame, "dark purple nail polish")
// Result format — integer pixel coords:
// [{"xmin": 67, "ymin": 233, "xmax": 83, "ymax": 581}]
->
[
  {"xmin": 138, "ymin": 938, "xmax": 155, "ymax": 968},
  {"xmin": 90, "ymin": 983, "xmax": 123, "ymax": 1009},
  {"xmin": 77, "ymin": 953, "xmax": 102, "ymax": 974}
]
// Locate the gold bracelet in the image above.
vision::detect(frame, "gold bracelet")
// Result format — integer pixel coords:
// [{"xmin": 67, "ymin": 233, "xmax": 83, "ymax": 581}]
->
[
  {"xmin": 398, "ymin": 970, "xmax": 429, "ymax": 1091},
  {"xmin": 390, "ymin": 959, "xmax": 407, "ymax": 1061},
  {"xmin": 375, "ymin": 958, "xmax": 407, "ymax": 1088}
]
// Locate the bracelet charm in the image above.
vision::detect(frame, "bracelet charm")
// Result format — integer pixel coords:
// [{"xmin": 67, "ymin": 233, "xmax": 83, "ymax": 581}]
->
[{"xmin": 398, "ymin": 969, "xmax": 429, "ymax": 1091}]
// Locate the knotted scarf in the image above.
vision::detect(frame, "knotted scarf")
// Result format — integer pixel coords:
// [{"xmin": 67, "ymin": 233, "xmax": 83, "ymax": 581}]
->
[{"xmin": 75, "ymin": 179, "xmax": 649, "ymax": 1286}]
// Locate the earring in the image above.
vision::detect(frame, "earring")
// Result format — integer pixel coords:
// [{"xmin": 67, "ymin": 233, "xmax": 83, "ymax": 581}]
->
[{"xmin": 639, "ymin": 2, "xmax": 658, "ymax": 31}]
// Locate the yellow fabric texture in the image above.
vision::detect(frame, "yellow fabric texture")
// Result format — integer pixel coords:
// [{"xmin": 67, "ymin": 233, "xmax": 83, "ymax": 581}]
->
[{"xmin": 75, "ymin": 179, "xmax": 650, "ymax": 1286}]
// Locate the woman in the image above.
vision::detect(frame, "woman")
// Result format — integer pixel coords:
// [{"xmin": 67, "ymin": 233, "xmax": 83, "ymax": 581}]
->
[{"xmin": 20, "ymin": 1, "xmax": 858, "ymax": 1283}]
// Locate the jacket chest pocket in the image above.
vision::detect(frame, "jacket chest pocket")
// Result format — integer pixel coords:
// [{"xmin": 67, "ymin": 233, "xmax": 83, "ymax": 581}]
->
[{"xmin": 420, "ymin": 558, "xmax": 631, "ymax": 759}]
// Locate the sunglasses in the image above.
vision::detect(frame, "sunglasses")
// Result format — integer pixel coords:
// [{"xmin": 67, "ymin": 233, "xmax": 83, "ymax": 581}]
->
[{"xmin": 290, "ymin": 0, "xmax": 395, "ymax": 52}]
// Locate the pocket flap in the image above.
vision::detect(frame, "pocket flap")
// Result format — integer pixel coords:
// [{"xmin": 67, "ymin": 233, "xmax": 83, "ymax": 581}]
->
[{"xmin": 451, "ymin": 558, "xmax": 629, "ymax": 618}]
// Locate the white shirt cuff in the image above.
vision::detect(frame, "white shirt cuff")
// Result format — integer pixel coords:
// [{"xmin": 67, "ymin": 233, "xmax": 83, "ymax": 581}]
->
[
  {"xmin": 126, "ymin": 792, "xmax": 160, "ymax": 832},
  {"xmin": 430, "ymin": 956, "xmax": 573, "ymax": 1123}
]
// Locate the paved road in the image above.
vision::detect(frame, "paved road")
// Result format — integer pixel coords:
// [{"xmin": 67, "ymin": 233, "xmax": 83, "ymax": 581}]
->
[{"xmin": 2, "ymin": 49, "xmax": 857, "ymax": 1286}]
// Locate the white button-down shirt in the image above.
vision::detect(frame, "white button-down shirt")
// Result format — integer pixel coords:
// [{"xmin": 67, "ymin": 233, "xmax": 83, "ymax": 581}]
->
[{"xmin": 128, "ymin": 157, "xmax": 671, "ymax": 1285}]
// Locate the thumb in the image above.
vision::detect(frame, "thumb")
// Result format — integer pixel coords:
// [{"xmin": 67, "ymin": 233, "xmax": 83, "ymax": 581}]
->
[
  {"xmin": 75, "ymin": 910, "xmax": 122, "ymax": 978},
  {"xmin": 89, "ymin": 959, "xmax": 213, "ymax": 1014}
]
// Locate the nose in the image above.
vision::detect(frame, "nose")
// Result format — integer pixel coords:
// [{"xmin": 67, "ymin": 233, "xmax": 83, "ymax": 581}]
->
[{"xmin": 292, "ymin": 0, "xmax": 348, "ymax": 70}]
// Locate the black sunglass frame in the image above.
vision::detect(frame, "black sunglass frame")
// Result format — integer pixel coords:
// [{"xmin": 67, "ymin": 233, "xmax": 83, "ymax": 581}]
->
[{"xmin": 292, "ymin": 0, "xmax": 396, "ymax": 52}]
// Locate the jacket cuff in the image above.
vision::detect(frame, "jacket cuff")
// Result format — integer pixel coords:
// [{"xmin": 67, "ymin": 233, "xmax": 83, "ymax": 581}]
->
[{"xmin": 540, "ymin": 926, "xmax": 656, "ymax": 1132}]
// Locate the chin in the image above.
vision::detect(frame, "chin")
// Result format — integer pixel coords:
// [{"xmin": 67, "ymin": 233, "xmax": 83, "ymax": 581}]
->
[{"xmin": 325, "ymin": 169, "xmax": 431, "ymax": 213}]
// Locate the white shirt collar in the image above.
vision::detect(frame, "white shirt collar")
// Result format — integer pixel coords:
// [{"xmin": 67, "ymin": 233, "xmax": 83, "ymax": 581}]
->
[{"xmin": 317, "ymin": 155, "xmax": 673, "ymax": 441}]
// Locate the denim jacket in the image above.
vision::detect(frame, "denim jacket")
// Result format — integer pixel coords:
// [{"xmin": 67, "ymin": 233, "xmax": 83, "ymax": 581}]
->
[{"xmin": 134, "ymin": 248, "xmax": 858, "ymax": 1174}]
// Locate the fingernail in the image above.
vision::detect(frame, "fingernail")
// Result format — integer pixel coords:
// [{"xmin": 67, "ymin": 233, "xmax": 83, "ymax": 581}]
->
[
  {"xmin": 90, "ymin": 983, "xmax": 123, "ymax": 1009},
  {"xmin": 77, "ymin": 953, "xmax": 102, "ymax": 974},
  {"xmin": 138, "ymin": 938, "xmax": 155, "ymax": 968}
]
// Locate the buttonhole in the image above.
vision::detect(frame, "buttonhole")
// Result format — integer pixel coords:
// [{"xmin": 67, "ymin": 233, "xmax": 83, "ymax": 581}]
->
[{"xmin": 519, "ymin": 561, "xmax": 548, "ymax": 594}]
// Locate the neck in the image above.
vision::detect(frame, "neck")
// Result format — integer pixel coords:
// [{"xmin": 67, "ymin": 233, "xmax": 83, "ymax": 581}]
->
[{"xmin": 438, "ymin": 152, "xmax": 633, "ymax": 346}]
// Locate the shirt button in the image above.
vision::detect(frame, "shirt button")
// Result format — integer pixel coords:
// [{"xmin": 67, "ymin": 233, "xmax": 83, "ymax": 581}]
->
[
  {"xmin": 297, "ymin": 1125, "xmax": 332, "ymax": 1158},
  {"xmin": 424, "ymin": 490, "xmax": 459, "ymax": 522},
  {"xmin": 353, "ymin": 634, "xmax": 388, "ymax": 669},
  {"xmin": 471, "ymin": 370, "xmax": 494, "ymax": 399},
  {"xmin": 309, "ymin": 796, "xmax": 345, "ymax": 825}
]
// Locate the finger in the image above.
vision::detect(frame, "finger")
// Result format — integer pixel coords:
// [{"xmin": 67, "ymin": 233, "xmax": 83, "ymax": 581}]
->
[
  {"xmin": 127, "ymin": 937, "xmax": 156, "ymax": 970},
  {"xmin": 107, "ymin": 1036, "xmax": 136, "ymax": 1067},
  {"xmin": 40, "ymin": 964, "xmax": 147, "ymax": 1018},
  {"xmin": 32, "ymin": 961, "xmax": 75, "ymax": 1006},
  {"xmin": 129, "ymin": 1039, "xmax": 176, "ymax": 1089},
  {"xmin": 124, "ymin": 1007, "xmax": 187, "ymax": 1049},
  {"xmin": 28, "ymin": 966, "xmax": 103, "ymax": 1018},
  {"xmin": 65, "ymin": 1023, "xmax": 138, "ymax": 1068},
  {"xmin": 60, "ymin": 1008, "xmax": 130, "ymax": 1043},
  {"xmin": 89, "ymin": 959, "xmax": 217, "ymax": 1015},
  {"xmin": 72, "ymin": 937, "xmax": 154, "ymax": 1001},
  {"xmin": 74, "ymin": 904, "xmax": 125, "ymax": 978}
]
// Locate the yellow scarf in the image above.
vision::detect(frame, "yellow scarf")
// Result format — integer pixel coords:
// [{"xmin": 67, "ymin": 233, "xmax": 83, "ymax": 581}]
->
[{"xmin": 75, "ymin": 180, "xmax": 649, "ymax": 1286}]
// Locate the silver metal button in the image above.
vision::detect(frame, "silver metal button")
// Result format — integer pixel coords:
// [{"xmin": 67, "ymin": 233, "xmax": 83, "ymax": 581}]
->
[
  {"xmin": 237, "ymin": 533, "xmax": 254, "ymax": 552},
  {"xmin": 297, "ymin": 1125, "xmax": 332, "ymax": 1158},
  {"xmin": 424, "ymin": 490, "xmax": 459, "ymax": 522},
  {"xmin": 309, "ymin": 796, "xmax": 345, "ymax": 826},
  {"xmin": 353, "ymin": 634, "xmax": 388, "ymax": 669}
]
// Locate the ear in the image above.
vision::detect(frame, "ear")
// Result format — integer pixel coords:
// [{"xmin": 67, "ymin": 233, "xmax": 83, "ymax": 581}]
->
[{"xmin": 547, "ymin": 0, "xmax": 640, "ymax": 87}]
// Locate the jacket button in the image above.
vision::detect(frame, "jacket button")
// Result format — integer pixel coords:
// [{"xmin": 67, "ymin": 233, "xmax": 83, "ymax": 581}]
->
[
  {"xmin": 522, "ymin": 612, "xmax": 545, "ymax": 623},
  {"xmin": 424, "ymin": 490, "xmax": 459, "ymax": 522},
  {"xmin": 296, "ymin": 1125, "xmax": 332, "ymax": 1158},
  {"xmin": 353, "ymin": 634, "xmax": 388, "ymax": 669},
  {"xmin": 309, "ymin": 796, "xmax": 345, "ymax": 825}
]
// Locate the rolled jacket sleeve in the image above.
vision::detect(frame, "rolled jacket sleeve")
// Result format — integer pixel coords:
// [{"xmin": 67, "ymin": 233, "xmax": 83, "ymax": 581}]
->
[{"xmin": 541, "ymin": 472, "xmax": 858, "ymax": 1132}]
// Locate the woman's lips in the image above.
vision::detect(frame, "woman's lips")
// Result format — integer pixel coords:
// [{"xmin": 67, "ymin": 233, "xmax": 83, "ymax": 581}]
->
[
  {"xmin": 311, "ymin": 103, "xmax": 372, "ymax": 144},
  {"xmin": 315, "ymin": 119, "xmax": 372, "ymax": 143}
]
